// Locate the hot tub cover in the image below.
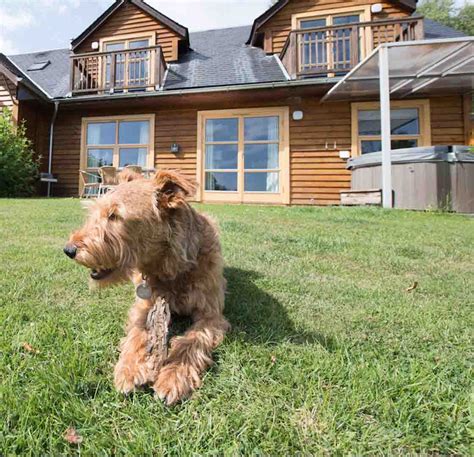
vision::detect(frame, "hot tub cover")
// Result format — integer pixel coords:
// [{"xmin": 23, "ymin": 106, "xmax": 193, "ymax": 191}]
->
[{"xmin": 347, "ymin": 146, "xmax": 474, "ymax": 170}]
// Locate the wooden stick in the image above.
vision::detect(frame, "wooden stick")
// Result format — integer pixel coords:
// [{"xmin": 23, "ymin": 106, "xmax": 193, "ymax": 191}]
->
[{"xmin": 145, "ymin": 295, "xmax": 171, "ymax": 376}]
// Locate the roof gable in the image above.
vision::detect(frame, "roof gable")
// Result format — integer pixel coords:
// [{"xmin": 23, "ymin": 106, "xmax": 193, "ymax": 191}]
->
[
  {"xmin": 247, "ymin": 0, "xmax": 418, "ymax": 45},
  {"xmin": 71, "ymin": 0, "xmax": 188, "ymax": 51}
]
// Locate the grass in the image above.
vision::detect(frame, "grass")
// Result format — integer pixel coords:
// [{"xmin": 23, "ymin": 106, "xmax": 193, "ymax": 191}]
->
[{"xmin": 0, "ymin": 199, "xmax": 472, "ymax": 455}]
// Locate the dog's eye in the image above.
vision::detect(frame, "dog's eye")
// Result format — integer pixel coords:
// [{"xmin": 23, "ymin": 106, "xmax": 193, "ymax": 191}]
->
[{"xmin": 108, "ymin": 213, "xmax": 119, "ymax": 221}]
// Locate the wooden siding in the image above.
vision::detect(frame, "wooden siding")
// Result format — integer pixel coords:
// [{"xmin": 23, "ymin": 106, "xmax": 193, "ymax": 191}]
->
[
  {"xmin": 76, "ymin": 2, "xmax": 181, "ymax": 62},
  {"xmin": 257, "ymin": 0, "xmax": 412, "ymax": 54},
  {"xmin": 0, "ymin": 73, "xmax": 17, "ymax": 109},
  {"xmin": 42, "ymin": 92, "xmax": 467, "ymax": 205}
]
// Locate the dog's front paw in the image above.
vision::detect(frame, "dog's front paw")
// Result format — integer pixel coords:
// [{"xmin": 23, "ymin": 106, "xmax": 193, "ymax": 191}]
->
[
  {"xmin": 114, "ymin": 359, "xmax": 150, "ymax": 394},
  {"xmin": 153, "ymin": 363, "xmax": 201, "ymax": 405}
]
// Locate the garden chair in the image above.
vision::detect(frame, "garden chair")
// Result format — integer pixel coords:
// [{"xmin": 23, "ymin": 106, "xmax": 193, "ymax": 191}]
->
[
  {"xmin": 98, "ymin": 166, "xmax": 118, "ymax": 196},
  {"xmin": 79, "ymin": 170, "xmax": 100, "ymax": 198}
]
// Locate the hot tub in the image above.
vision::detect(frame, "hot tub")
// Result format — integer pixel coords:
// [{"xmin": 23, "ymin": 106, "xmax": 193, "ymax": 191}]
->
[{"xmin": 347, "ymin": 146, "xmax": 474, "ymax": 213}]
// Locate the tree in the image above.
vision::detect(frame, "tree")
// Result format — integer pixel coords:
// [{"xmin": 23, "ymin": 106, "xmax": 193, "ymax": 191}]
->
[
  {"xmin": 0, "ymin": 108, "xmax": 39, "ymax": 197},
  {"xmin": 418, "ymin": 0, "xmax": 474, "ymax": 36}
]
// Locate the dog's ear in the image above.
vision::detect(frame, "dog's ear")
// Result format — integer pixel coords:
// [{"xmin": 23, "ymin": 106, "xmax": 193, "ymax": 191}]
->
[{"xmin": 153, "ymin": 170, "xmax": 197, "ymax": 209}]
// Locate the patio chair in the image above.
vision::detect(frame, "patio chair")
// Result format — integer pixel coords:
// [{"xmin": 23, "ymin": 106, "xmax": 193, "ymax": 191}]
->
[
  {"xmin": 98, "ymin": 166, "xmax": 118, "ymax": 196},
  {"xmin": 125, "ymin": 165, "xmax": 143, "ymax": 175},
  {"xmin": 79, "ymin": 170, "xmax": 100, "ymax": 198}
]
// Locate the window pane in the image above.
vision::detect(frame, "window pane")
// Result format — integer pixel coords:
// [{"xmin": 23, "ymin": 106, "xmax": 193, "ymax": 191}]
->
[
  {"xmin": 119, "ymin": 148, "xmax": 147, "ymax": 167},
  {"xmin": 206, "ymin": 119, "xmax": 238, "ymax": 142},
  {"xmin": 244, "ymin": 116, "xmax": 279, "ymax": 141},
  {"xmin": 87, "ymin": 122, "xmax": 116, "ymax": 145},
  {"xmin": 205, "ymin": 172, "xmax": 237, "ymax": 191},
  {"xmin": 244, "ymin": 144, "xmax": 279, "ymax": 170},
  {"xmin": 87, "ymin": 148, "xmax": 113, "ymax": 167},
  {"xmin": 119, "ymin": 121, "xmax": 149, "ymax": 144},
  {"xmin": 245, "ymin": 172, "xmax": 279, "ymax": 192},
  {"xmin": 359, "ymin": 108, "xmax": 420, "ymax": 136},
  {"xmin": 392, "ymin": 139, "xmax": 418, "ymax": 150},
  {"xmin": 392, "ymin": 109, "xmax": 419, "ymax": 135},
  {"xmin": 333, "ymin": 14, "xmax": 360, "ymax": 25},
  {"xmin": 361, "ymin": 139, "xmax": 419, "ymax": 154},
  {"xmin": 105, "ymin": 42, "xmax": 125, "ymax": 51},
  {"xmin": 205, "ymin": 144, "xmax": 238, "ymax": 170},
  {"xmin": 129, "ymin": 39, "xmax": 149, "ymax": 49},
  {"xmin": 300, "ymin": 18, "xmax": 326, "ymax": 29}
]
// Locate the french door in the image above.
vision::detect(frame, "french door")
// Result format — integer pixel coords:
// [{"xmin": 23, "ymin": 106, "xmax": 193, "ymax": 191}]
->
[
  {"xmin": 104, "ymin": 37, "xmax": 152, "ymax": 90},
  {"xmin": 198, "ymin": 108, "xmax": 289, "ymax": 204},
  {"xmin": 299, "ymin": 11, "xmax": 365, "ymax": 74}
]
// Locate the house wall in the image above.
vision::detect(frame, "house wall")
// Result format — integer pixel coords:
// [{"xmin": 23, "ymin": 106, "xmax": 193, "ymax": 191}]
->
[
  {"xmin": 0, "ymin": 73, "xmax": 18, "ymax": 122},
  {"xmin": 257, "ymin": 0, "xmax": 412, "ymax": 54},
  {"xmin": 75, "ymin": 1, "xmax": 182, "ymax": 61},
  {"xmin": 45, "ymin": 91, "xmax": 467, "ymax": 205}
]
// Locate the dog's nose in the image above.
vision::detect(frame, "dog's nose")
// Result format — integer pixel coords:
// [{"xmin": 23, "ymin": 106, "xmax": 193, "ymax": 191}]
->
[{"xmin": 63, "ymin": 244, "xmax": 77, "ymax": 259}]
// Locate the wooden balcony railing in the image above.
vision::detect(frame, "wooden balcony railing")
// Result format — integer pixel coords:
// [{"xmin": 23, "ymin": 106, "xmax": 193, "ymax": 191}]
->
[
  {"xmin": 70, "ymin": 45, "xmax": 167, "ymax": 95},
  {"xmin": 280, "ymin": 16, "xmax": 424, "ymax": 79}
]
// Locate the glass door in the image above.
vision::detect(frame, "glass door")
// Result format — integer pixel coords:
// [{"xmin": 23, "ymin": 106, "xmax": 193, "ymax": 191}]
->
[
  {"xmin": 105, "ymin": 42, "xmax": 125, "ymax": 89},
  {"xmin": 128, "ymin": 39, "xmax": 151, "ymax": 89},
  {"xmin": 332, "ymin": 14, "xmax": 361, "ymax": 73},
  {"xmin": 300, "ymin": 18, "xmax": 327, "ymax": 73},
  {"xmin": 202, "ymin": 110, "xmax": 288, "ymax": 204}
]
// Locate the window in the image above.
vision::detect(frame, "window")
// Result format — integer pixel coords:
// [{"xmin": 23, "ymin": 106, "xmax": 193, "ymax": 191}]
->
[
  {"xmin": 198, "ymin": 108, "xmax": 289, "ymax": 204},
  {"xmin": 80, "ymin": 115, "xmax": 155, "ymax": 185},
  {"xmin": 351, "ymin": 101, "xmax": 431, "ymax": 156}
]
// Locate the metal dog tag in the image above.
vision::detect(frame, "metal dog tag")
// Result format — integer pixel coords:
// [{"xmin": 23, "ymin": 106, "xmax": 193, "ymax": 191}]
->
[{"xmin": 136, "ymin": 282, "xmax": 152, "ymax": 300}]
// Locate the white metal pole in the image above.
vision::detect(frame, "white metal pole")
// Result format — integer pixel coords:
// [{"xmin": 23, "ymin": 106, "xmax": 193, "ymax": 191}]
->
[{"xmin": 379, "ymin": 46, "xmax": 393, "ymax": 209}]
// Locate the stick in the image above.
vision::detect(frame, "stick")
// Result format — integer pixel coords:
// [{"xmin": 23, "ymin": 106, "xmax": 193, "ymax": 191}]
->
[{"xmin": 145, "ymin": 295, "xmax": 171, "ymax": 376}]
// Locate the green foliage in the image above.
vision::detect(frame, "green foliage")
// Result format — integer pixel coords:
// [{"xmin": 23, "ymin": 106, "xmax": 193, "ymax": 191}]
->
[
  {"xmin": 418, "ymin": 0, "xmax": 474, "ymax": 35},
  {"xmin": 0, "ymin": 107, "xmax": 39, "ymax": 197}
]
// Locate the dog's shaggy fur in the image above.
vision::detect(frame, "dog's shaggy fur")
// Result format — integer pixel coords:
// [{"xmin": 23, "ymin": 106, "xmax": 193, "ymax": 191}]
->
[{"xmin": 65, "ymin": 170, "xmax": 229, "ymax": 405}]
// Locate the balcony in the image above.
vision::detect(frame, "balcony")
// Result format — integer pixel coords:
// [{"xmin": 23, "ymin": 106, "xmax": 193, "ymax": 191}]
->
[
  {"xmin": 70, "ymin": 45, "xmax": 167, "ymax": 95},
  {"xmin": 280, "ymin": 16, "xmax": 424, "ymax": 79}
]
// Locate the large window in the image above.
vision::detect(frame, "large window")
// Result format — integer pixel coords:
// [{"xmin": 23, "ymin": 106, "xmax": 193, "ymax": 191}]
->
[
  {"xmin": 81, "ymin": 115, "xmax": 155, "ymax": 184},
  {"xmin": 351, "ymin": 101, "xmax": 431, "ymax": 156},
  {"xmin": 198, "ymin": 108, "xmax": 289, "ymax": 204}
]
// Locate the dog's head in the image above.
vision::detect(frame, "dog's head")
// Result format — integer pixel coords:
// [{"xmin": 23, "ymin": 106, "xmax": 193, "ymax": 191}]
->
[{"xmin": 64, "ymin": 170, "xmax": 197, "ymax": 286}]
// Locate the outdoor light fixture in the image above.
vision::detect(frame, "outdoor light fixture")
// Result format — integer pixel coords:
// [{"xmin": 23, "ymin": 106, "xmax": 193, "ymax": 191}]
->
[
  {"xmin": 171, "ymin": 143, "xmax": 180, "ymax": 154},
  {"xmin": 371, "ymin": 3, "xmax": 383, "ymax": 13},
  {"xmin": 91, "ymin": 41, "xmax": 99, "ymax": 50},
  {"xmin": 292, "ymin": 110, "xmax": 304, "ymax": 121}
]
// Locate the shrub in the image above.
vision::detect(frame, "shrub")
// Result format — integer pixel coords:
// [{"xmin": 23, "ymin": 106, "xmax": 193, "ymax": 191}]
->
[{"xmin": 0, "ymin": 107, "xmax": 39, "ymax": 197}]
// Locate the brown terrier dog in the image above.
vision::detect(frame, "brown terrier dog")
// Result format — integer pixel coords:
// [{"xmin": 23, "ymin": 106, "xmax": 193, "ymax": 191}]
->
[{"xmin": 64, "ymin": 170, "xmax": 229, "ymax": 405}]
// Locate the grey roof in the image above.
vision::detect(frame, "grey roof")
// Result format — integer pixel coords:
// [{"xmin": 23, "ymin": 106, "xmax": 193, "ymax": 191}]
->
[
  {"xmin": 3, "ymin": 20, "xmax": 468, "ymax": 100},
  {"xmin": 165, "ymin": 26, "xmax": 286, "ymax": 90},
  {"xmin": 423, "ymin": 18, "xmax": 467, "ymax": 39},
  {"xmin": 8, "ymin": 48, "xmax": 71, "ymax": 98}
]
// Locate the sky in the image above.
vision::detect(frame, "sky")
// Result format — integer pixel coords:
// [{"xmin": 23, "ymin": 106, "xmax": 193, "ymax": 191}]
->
[{"xmin": 0, "ymin": 0, "xmax": 470, "ymax": 56}]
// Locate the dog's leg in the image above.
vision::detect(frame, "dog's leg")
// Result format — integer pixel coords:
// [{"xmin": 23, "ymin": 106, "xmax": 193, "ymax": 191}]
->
[
  {"xmin": 114, "ymin": 298, "xmax": 154, "ymax": 393},
  {"xmin": 153, "ymin": 313, "xmax": 230, "ymax": 405}
]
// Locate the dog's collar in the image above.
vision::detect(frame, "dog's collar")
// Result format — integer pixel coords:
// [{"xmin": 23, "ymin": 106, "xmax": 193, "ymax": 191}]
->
[{"xmin": 136, "ymin": 274, "xmax": 153, "ymax": 300}]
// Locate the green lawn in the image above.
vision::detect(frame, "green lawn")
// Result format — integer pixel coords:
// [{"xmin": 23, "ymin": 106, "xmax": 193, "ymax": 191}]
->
[{"xmin": 0, "ymin": 199, "xmax": 472, "ymax": 455}]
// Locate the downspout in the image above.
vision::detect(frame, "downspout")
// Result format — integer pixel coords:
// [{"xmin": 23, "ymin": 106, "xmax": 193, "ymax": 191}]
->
[{"xmin": 47, "ymin": 101, "xmax": 59, "ymax": 197}]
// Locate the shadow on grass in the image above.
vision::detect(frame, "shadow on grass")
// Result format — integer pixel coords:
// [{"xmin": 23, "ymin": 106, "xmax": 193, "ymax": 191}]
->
[{"xmin": 223, "ymin": 267, "xmax": 333, "ymax": 350}]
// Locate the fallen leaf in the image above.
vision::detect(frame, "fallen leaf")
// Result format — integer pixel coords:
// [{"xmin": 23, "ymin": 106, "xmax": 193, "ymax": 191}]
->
[
  {"xmin": 271, "ymin": 355, "xmax": 277, "ymax": 365},
  {"xmin": 64, "ymin": 427, "xmax": 83, "ymax": 445},
  {"xmin": 405, "ymin": 282, "xmax": 418, "ymax": 293},
  {"xmin": 21, "ymin": 342, "xmax": 39, "ymax": 354}
]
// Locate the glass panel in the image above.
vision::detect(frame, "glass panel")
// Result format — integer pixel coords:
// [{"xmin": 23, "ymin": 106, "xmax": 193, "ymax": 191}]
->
[
  {"xmin": 361, "ymin": 139, "xmax": 419, "ymax": 154},
  {"xmin": 87, "ymin": 148, "xmax": 114, "ymax": 167},
  {"xmin": 359, "ymin": 109, "xmax": 420, "ymax": 136},
  {"xmin": 392, "ymin": 109, "xmax": 419, "ymax": 135},
  {"xmin": 119, "ymin": 121, "xmax": 149, "ymax": 144},
  {"xmin": 333, "ymin": 14, "xmax": 360, "ymax": 25},
  {"xmin": 205, "ymin": 172, "xmax": 237, "ymax": 191},
  {"xmin": 105, "ymin": 43, "xmax": 125, "ymax": 52},
  {"xmin": 119, "ymin": 148, "xmax": 147, "ymax": 167},
  {"xmin": 244, "ymin": 116, "xmax": 279, "ymax": 141},
  {"xmin": 205, "ymin": 144, "xmax": 238, "ymax": 170},
  {"xmin": 244, "ymin": 172, "xmax": 279, "ymax": 192},
  {"xmin": 87, "ymin": 122, "xmax": 116, "ymax": 145},
  {"xmin": 300, "ymin": 18, "xmax": 326, "ymax": 29},
  {"xmin": 105, "ymin": 43, "xmax": 125, "ymax": 88},
  {"xmin": 244, "ymin": 144, "xmax": 279, "ymax": 170},
  {"xmin": 129, "ymin": 40, "xmax": 149, "ymax": 49},
  {"xmin": 206, "ymin": 118, "xmax": 238, "ymax": 142}
]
